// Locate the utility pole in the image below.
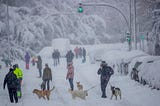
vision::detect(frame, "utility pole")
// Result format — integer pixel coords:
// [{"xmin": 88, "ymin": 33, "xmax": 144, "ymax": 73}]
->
[
  {"xmin": 6, "ymin": 0, "xmax": 10, "ymax": 58},
  {"xmin": 129, "ymin": 0, "xmax": 132, "ymax": 51},
  {"xmin": 133, "ymin": 0, "xmax": 137, "ymax": 49},
  {"xmin": 6, "ymin": 0, "xmax": 9, "ymax": 37}
]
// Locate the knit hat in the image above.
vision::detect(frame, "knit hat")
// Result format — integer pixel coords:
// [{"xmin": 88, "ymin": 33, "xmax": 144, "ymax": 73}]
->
[
  {"xmin": 45, "ymin": 63, "xmax": 48, "ymax": 67},
  {"xmin": 101, "ymin": 61, "xmax": 107, "ymax": 66}
]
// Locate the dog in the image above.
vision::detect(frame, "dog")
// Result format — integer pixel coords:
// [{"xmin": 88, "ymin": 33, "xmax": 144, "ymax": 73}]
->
[
  {"xmin": 76, "ymin": 81, "xmax": 83, "ymax": 90},
  {"xmin": 32, "ymin": 86, "xmax": 55, "ymax": 100},
  {"xmin": 110, "ymin": 86, "xmax": 121, "ymax": 100},
  {"xmin": 68, "ymin": 89, "xmax": 88, "ymax": 100}
]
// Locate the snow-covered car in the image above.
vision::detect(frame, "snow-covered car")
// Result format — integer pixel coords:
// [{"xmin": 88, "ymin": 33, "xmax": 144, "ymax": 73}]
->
[{"xmin": 129, "ymin": 55, "xmax": 160, "ymax": 90}]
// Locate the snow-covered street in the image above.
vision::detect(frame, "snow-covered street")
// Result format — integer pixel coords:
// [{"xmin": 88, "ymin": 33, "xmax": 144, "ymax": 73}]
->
[
  {"xmin": 0, "ymin": 45, "xmax": 160, "ymax": 106},
  {"xmin": 1, "ymin": 0, "xmax": 160, "ymax": 106}
]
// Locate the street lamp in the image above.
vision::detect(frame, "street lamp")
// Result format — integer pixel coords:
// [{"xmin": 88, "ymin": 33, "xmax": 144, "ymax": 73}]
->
[
  {"xmin": 6, "ymin": 0, "xmax": 10, "ymax": 59},
  {"xmin": 6, "ymin": 0, "xmax": 10, "ymax": 43},
  {"xmin": 134, "ymin": 0, "xmax": 137, "ymax": 50}
]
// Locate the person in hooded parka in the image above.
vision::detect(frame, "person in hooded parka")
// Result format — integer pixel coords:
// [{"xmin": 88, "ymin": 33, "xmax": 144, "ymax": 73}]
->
[{"xmin": 3, "ymin": 68, "xmax": 19, "ymax": 103}]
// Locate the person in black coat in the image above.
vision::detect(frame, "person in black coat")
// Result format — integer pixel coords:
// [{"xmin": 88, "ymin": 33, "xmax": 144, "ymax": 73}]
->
[
  {"xmin": 3, "ymin": 68, "xmax": 19, "ymax": 103},
  {"xmin": 97, "ymin": 61, "xmax": 114, "ymax": 98},
  {"xmin": 82, "ymin": 48, "xmax": 86, "ymax": 63},
  {"xmin": 66, "ymin": 50, "xmax": 74, "ymax": 64},
  {"xmin": 36, "ymin": 56, "xmax": 42, "ymax": 78}
]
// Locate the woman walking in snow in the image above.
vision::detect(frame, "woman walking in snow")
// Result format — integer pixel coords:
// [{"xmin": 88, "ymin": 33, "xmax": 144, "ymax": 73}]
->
[
  {"xmin": 66, "ymin": 62, "xmax": 74, "ymax": 91},
  {"xmin": 25, "ymin": 52, "xmax": 30, "ymax": 70}
]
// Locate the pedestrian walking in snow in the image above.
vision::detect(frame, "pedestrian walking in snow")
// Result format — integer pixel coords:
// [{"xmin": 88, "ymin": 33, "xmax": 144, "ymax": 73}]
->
[
  {"xmin": 31, "ymin": 56, "xmax": 37, "ymax": 66},
  {"xmin": 65, "ymin": 50, "xmax": 74, "ymax": 65},
  {"xmin": 74, "ymin": 46, "xmax": 79, "ymax": 59},
  {"xmin": 66, "ymin": 62, "xmax": 74, "ymax": 91},
  {"xmin": 25, "ymin": 52, "xmax": 30, "ymax": 70},
  {"xmin": 97, "ymin": 61, "xmax": 114, "ymax": 98},
  {"xmin": 36, "ymin": 56, "xmax": 42, "ymax": 78},
  {"xmin": 56, "ymin": 49, "xmax": 60, "ymax": 65},
  {"xmin": 13, "ymin": 64, "xmax": 23, "ymax": 98},
  {"xmin": 3, "ymin": 68, "xmax": 19, "ymax": 103},
  {"xmin": 82, "ymin": 47, "xmax": 86, "ymax": 63},
  {"xmin": 52, "ymin": 50, "xmax": 57, "ymax": 66},
  {"xmin": 79, "ymin": 47, "xmax": 82, "ymax": 58},
  {"xmin": 42, "ymin": 64, "xmax": 52, "ymax": 90}
]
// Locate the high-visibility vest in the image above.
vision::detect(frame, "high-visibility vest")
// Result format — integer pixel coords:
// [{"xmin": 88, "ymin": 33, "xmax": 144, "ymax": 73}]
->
[{"xmin": 14, "ymin": 68, "xmax": 23, "ymax": 79}]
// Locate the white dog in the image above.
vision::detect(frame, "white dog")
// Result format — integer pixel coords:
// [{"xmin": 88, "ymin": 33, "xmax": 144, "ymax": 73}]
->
[{"xmin": 68, "ymin": 89, "xmax": 88, "ymax": 100}]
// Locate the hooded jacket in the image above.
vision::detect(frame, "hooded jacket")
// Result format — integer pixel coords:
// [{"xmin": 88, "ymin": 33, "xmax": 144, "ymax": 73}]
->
[{"xmin": 3, "ymin": 68, "xmax": 19, "ymax": 89}]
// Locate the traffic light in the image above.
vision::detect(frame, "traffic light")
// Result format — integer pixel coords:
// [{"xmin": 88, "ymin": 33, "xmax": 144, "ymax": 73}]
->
[
  {"xmin": 126, "ymin": 32, "xmax": 131, "ymax": 42},
  {"xmin": 126, "ymin": 35, "xmax": 131, "ymax": 42},
  {"xmin": 78, "ymin": 3, "xmax": 83, "ymax": 13}
]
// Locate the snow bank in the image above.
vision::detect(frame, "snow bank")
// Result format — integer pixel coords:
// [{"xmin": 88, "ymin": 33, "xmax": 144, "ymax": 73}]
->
[{"xmin": 38, "ymin": 47, "xmax": 53, "ymax": 58}]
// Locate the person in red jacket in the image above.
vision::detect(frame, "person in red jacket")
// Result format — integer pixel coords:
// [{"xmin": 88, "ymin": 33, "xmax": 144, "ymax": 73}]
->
[{"xmin": 66, "ymin": 62, "xmax": 74, "ymax": 91}]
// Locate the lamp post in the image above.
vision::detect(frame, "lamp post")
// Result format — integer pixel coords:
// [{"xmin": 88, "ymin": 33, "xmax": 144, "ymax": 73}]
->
[
  {"xmin": 6, "ymin": 0, "xmax": 10, "ymax": 58},
  {"xmin": 129, "ymin": 0, "xmax": 132, "ymax": 51},
  {"xmin": 133, "ymin": 0, "xmax": 137, "ymax": 50},
  {"xmin": 6, "ymin": 0, "xmax": 9, "ymax": 40}
]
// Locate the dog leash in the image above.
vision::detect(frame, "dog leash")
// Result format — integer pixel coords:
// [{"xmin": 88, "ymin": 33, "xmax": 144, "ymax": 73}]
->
[
  {"xmin": 86, "ymin": 84, "xmax": 99, "ymax": 92},
  {"xmin": 108, "ymin": 82, "xmax": 112, "ymax": 87}
]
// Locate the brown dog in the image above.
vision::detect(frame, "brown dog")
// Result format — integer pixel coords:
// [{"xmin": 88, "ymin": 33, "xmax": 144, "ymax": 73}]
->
[
  {"xmin": 76, "ymin": 81, "xmax": 83, "ymax": 90},
  {"xmin": 32, "ymin": 86, "xmax": 55, "ymax": 100}
]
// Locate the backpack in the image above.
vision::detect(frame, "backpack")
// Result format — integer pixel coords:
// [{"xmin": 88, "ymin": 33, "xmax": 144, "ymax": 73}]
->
[{"xmin": 6, "ymin": 72, "xmax": 19, "ymax": 88}]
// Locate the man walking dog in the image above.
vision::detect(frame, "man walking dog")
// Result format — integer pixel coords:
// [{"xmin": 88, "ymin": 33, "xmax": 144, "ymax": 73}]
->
[{"xmin": 97, "ymin": 61, "xmax": 114, "ymax": 98}]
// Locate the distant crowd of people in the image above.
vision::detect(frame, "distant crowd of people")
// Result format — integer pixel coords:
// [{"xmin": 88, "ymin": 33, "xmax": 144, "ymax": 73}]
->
[{"xmin": 74, "ymin": 46, "xmax": 86, "ymax": 63}]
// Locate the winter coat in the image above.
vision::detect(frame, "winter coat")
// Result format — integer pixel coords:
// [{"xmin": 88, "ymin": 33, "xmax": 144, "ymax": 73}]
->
[
  {"xmin": 42, "ymin": 67, "xmax": 52, "ymax": 81},
  {"xmin": 52, "ymin": 51, "xmax": 56, "ymax": 59},
  {"xmin": 66, "ymin": 64, "xmax": 74, "ymax": 79},
  {"xmin": 66, "ymin": 51, "xmax": 74, "ymax": 63},
  {"xmin": 74, "ymin": 47, "xmax": 79, "ymax": 54},
  {"xmin": 82, "ymin": 48, "xmax": 86, "ymax": 57},
  {"xmin": 13, "ymin": 68, "xmax": 23, "ymax": 79},
  {"xmin": 36, "ymin": 56, "xmax": 42, "ymax": 70},
  {"xmin": 25, "ymin": 52, "xmax": 30, "ymax": 63},
  {"xmin": 3, "ymin": 69, "xmax": 19, "ymax": 89},
  {"xmin": 97, "ymin": 65, "xmax": 114, "ymax": 81}
]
